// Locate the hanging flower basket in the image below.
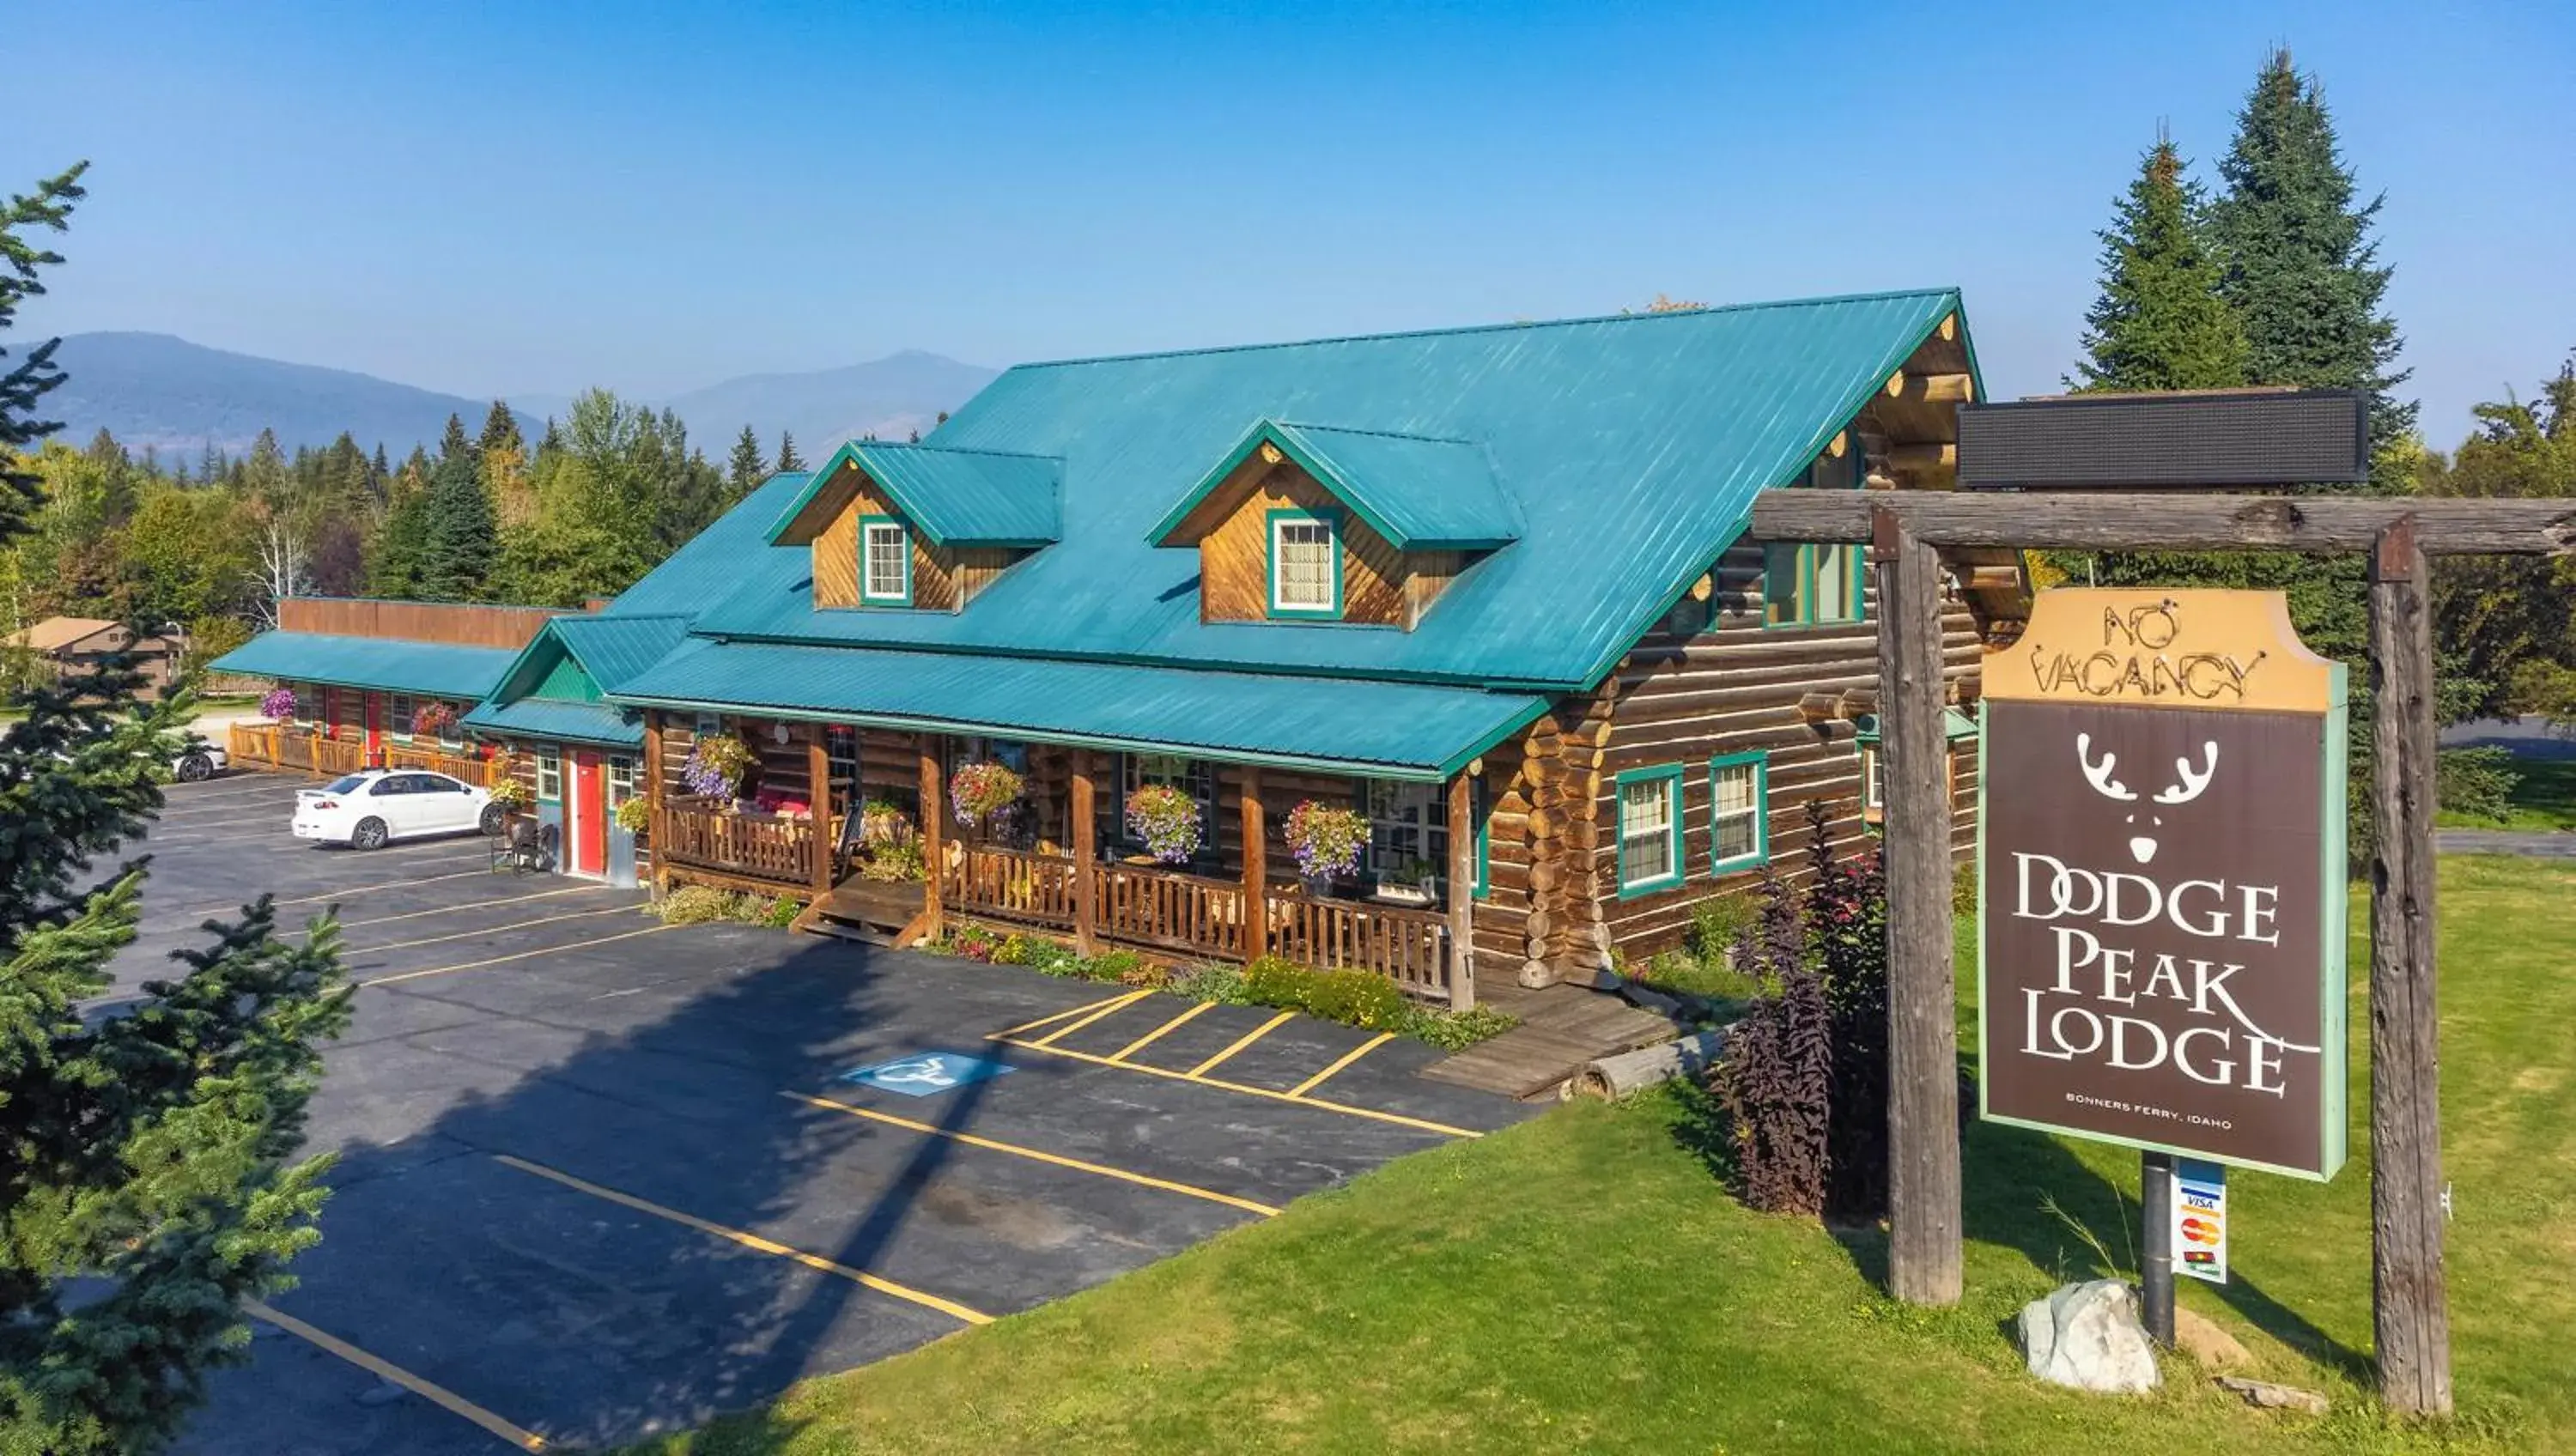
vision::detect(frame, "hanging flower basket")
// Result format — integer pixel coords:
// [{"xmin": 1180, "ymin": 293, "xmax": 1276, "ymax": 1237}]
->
[
  {"xmin": 414, "ymin": 701, "xmax": 459, "ymax": 738},
  {"xmin": 1284, "ymin": 799, "xmax": 1368, "ymax": 881},
  {"xmin": 613, "ymin": 797, "xmax": 653, "ymax": 834},
  {"xmin": 260, "ymin": 685, "xmax": 299, "ymax": 723},
  {"xmin": 950, "ymin": 761, "xmax": 1024, "ymax": 828},
  {"xmin": 682, "ymin": 731, "xmax": 754, "ymax": 800},
  {"xmin": 1124, "ymin": 783, "xmax": 1203, "ymax": 864}
]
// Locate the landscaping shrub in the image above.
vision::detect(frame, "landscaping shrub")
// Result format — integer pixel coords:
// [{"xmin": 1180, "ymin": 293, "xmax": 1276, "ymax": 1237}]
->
[
  {"xmin": 1683, "ymin": 894, "xmax": 1753, "ymax": 968},
  {"xmin": 1405, "ymin": 1004, "xmax": 1517, "ymax": 1051},
  {"xmin": 648, "ymin": 886, "xmax": 804, "ymax": 928},
  {"xmin": 1168, "ymin": 962, "xmax": 1251, "ymax": 1004},
  {"xmin": 2437, "ymin": 743, "xmax": 2520, "ymax": 822},
  {"xmin": 758, "ymin": 895, "xmax": 804, "ymax": 929},
  {"xmin": 1712, "ymin": 802, "xmax": 1890, "ymax": 1222}
]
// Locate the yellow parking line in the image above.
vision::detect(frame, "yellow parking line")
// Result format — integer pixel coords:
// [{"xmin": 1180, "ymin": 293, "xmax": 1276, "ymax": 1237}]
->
[
  {"xmin": 349, "ymin": 903, "xmax": 634, "ymax": 955},
  {"xmin": 331, "ymin": 885, "xmax": 599, "ymax": 931},
  {"xmin": 993, "ymin": 1035, "xmax": 1479, "ymax": 1138},
  {"xmin": 987, "ymin": 991, "xmax": 1140, "ymax": 1040},
  {"xmin": 787, "ymin": 1093, "xmax": 1281, "ymax": 1217},
  {"xmin": 493, "ymin": 1154, "xmax": 990, "ymax": 1326},
  {"xmin": 1285, "ymin": 1033, "xmax": 1396, "ymax": 1099},
  {"xmin": 360, "ymin": 925, "xmax": 676, "ymax": 987},
  {"xmin": 1188, "ymin": 1011, "xmax": 1295, "ymax": 1078},
  {"xmin": 1107, "ymin": 998, "xmax": 1217, "ymax": 1062},
  {"xmin": 174, "ymin": 865, "xmax": 499, "ymax": 919},
  {"xmin": 1024, "ymin": 988, "xmax": 1154, "ymax": 1048},
  {"xmin": 243, "ymin": 1300, "xmax": 550, "ymax": 1452}
]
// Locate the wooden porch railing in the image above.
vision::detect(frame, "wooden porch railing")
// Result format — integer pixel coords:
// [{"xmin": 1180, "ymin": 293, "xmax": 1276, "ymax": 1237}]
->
[
  {"xmin": 228, "ymin": 722, "xmax": 366, "ymax": 777},
  {"xmin": 381, "ymin": 739, "xmax": 510, "ymax": 787},
  {"xmin": 940, "ymin": 845, "xmax": 1450, "ymax": 998},
  {"xmin": 658, "ymin": 798, "xmax": 817, "ymax": 888}
]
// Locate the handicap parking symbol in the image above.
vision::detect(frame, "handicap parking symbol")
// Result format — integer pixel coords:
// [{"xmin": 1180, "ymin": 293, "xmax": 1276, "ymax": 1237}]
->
[{"xmin": 840, "ymin": 1051, "xmax": 1015, "ymax": 1097}]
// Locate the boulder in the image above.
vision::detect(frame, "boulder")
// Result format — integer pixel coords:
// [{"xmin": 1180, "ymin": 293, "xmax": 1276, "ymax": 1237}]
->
[
  {"xmin": 2173, "ymin": 1307, "xmax": 2251, "ymax": 1371},
  {"xmin": 2217, "ymin": 1376, "xmax": 2331, "ymax": 1415},
  {"xmin": 2019, "ymin": 1279, "xmax": 2161, "ymax": 1394}
]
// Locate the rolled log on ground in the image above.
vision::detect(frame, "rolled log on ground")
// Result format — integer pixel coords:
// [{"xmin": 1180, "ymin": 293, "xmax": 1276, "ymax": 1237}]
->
[{"xmin": 1570, "ymin": 1029, "xmax": 1729, "ymax": 1099}]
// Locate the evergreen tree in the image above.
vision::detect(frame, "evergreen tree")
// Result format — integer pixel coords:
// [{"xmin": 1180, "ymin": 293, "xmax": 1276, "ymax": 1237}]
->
[
  {"xmin": 2070, "ymin": 136, "xmax": 2247, "ymax": 392},
  {"xmin": 2209, "ymin": 47, "xmax": 2416, "ymax": 480},
  {"xmin": 775, "ymin": 430, "xmax": 805, "ymax": 473},
  {"xmin": 727, "ymin": 423, "xmax": 767, "ymax": 500},
  {"xmin": 476, "ymin": 399, "xmax": 532, "ymax": 528},
  {"xmin": 417, "ymin": 449, "xmax": 496, "ymax": 601},
  {"xmin": 367, "ymin": 446, "xmax": 436, "ymax": 596},
  {"xmin": 2, "ymin": 162, "xmax": 351, "ymax": 1455},
  {"xmin": 438, "ymin": 411, "xmax": 471, "ymax": 463},
  {"xmin": 475, "ymin": 398, "xmax": 522, "ymax": 460},
  {"xmin": 369, "ymin": 441, "xmax": 391, "ymax": 482}
]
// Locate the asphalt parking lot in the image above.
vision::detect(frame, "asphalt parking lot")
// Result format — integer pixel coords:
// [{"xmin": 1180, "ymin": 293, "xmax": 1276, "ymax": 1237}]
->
[{"xmin": 125, "ymin": 773, "xmax": 1531, "ymax": 1454}]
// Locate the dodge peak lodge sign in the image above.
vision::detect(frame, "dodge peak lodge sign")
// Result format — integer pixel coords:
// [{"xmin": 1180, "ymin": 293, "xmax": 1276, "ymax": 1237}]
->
[{"xmin": 1978, "ymin": 588, "xmax": 2349, "ymax": 1180}]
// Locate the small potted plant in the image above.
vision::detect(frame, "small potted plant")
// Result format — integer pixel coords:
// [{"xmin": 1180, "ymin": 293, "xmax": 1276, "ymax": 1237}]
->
[
  {"xmin": 858, "ymin": 798, "xmax": 914, "ymax": 846},
  {"xmin": 1284, "ymin": 799, "xmax": 1368, "ymax": 896},
  {"xmin": 681, "ymin": 731, "xmax": 754, "ymax": 804},
  {"xmin": 1123, "ymin": 783, "xmax": 1202, "ymax": 864},
  {"xmin": 489, "ymin": 778, "xmax": 532, "ymax": 825},
  {"xmin": 950, "ymin": 761, "xmax": 1024, "ymax": 834},
  {"xmin": 612, "ymin": 797, "xmax": 652, "ymax": 836},
  {"xmin": 1374, "ymin": 855, "xmax": 1438, "ymax": 907}
]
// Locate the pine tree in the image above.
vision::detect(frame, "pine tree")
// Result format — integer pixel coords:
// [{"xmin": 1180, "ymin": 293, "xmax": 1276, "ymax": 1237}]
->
[
  {"xmin": 2, "ymin": 162, "xmax": 352, "ymax": 1455},
  {"xmin": 438, "ymin": 411, "xmax": 471, "ymax": 463},
  {"xmin": 2070, "ymin": 136, "xmax": 2247, "ymax": 392},
  {"xmin": 417, "ymin": 449, "xmax": 496, "ymax": 601},
  {"xmin": 726, "ymin": 423, "xmax": 767, "ymax": 500},
  {"xmin": 477, "ymin": 399, "xmax": 532, "ymax": 528},
  {"xmin": 2209, "ymin": 47, "xmax": 2416, "ymax": 480},
  {"xmin": 475, "ymin": 398, "xmax": 521, "ymax": 460},
  {"xmin": 775, "ymin": 430, "xmax": 805, "ymax": 474},
  {"xmin": 367, "ymin": 446, "xmax": 436, "ymax": 597}
]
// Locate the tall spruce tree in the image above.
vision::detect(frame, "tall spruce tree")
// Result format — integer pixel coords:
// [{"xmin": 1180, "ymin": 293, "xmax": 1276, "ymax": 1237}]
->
[
  {"xmin": 726, "ymin": 423, "xmax": 767, "ymax": 501},
  {"xmin": 2071, "ymin": 136, "xmax": 2247, "ymax": 392},
  {"xmin": 775, "ymin": 430, "xmax": 805, "ymax": 474},
  {"xmin": 417, "ymin": 448, "xmax": 496, "ymax": 601},
  {"xmin": 2210, "ymin": 48, "xmax": 2416, "ymax": 479},
  {"xmin": 2, "ymin": 164, "xmax": 351, "ymax": 1455},
  {"xmin": 437, "ymin": 411, "xmax": 471, "ymax": 464}
]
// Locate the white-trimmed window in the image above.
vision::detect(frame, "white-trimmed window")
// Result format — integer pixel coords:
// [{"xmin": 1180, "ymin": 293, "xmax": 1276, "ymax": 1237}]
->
[
  {"xmin": 1267, "ymin": 509, "xmax": 1340, "ymax": 618},
  {"xmin": 1121, "ymin": 752, "xmax": 1214, "ymax": 852},
  {"xmin": 1616, "ymin": 766, "xmax": 1683, "ymax": 895},
  {"xmin": 694, "ymin": 712, "xmax": 723, "ymax": 742},
  {"xmin": 861, "ymin": 516, "xmax": 911, "ymax": 604},
  {"xmin": 1862, "ymin": 745, "xmax": 1886, "ymax": 821},
  {"xmin": 1710, "ymin": 752, "xmax": 1769, "ymax": 871},
  {"xmin": 606, "ymin": 755, "xmax": 635, "ymax": 813},
  {"xmin": 388, "ymin": 693, "xmax": 416, "ymax": 739},
  {"xmin": 536, "ymin": 748, "xmax": 563, "ymax": 803},
  {"xmin": 289, "ymin": 684, "xmax": 311, "ymax": 727},
  {"xmin": 436, "ymin": 701, "xmax": 464, "ymax": 748},
  {"xmin": 1362, "ymin": 779, "xmax": 1487, "ymax": 898}
]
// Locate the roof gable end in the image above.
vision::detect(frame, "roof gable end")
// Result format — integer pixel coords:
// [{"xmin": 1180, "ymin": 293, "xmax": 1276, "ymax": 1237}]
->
[
  {"xmin": 1149, "ymin": 418, "xmax": 1521, "ymax": 553},
  {"xmin": 769, "ymin": 440, "xmax": 1064, "ymax": 549}
]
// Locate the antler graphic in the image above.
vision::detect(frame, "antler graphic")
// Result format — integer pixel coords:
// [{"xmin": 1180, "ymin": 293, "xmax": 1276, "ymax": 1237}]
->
[
  {"xmin": 2075, "ymin": 733, "xmax": 2137, "ymax": 802},
  {"xmin": 2154, "ymin": 742, "xmax": 2220, "ymax": 805}
]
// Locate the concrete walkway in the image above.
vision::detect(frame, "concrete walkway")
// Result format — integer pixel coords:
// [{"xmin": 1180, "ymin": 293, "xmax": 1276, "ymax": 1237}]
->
[{"xmin": 2435, "ymin": 829, "xmax": 2576, "ymax": 858}]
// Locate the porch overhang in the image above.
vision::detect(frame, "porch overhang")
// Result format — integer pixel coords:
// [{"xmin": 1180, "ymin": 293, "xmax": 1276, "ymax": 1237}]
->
[
  {"xmin": 206, "ymin": 631, "xmax": 517, "ymax": 701},
  {"xmin": 608, "ymin": 640, "xmax": 1549, "ymax": 781},
  {"xmin": 460, "ymin": 696, "xmax": 643, "ymax": 749}
]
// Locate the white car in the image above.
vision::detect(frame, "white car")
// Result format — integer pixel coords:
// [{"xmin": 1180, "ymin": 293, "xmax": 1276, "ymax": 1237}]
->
[
  {"xmin": 293, "ymin": 769, "xmax": 502, "ymax": 850},
  {"xmin": 173, "ymin": 737, "xmax": 228, "ymax": 782}
]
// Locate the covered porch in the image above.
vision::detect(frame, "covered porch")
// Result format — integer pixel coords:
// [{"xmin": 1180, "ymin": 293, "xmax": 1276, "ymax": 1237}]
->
[
  {"xmin": 228, "ymin": 717, "xmax": 512, "ymax": 787},
  {"xmin": 644, "ymin": 717, "xmax": 1495, "ymax": 1008}
]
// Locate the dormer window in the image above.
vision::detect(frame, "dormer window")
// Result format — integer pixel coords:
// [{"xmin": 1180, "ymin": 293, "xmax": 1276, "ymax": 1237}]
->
[
  {"xmin": 861, "ymin": 516, "xmax": 913, "ymax": 605},
  {"xmin": 1267, "ymin": 508, "xmax": 1341, "ymax": 619}
]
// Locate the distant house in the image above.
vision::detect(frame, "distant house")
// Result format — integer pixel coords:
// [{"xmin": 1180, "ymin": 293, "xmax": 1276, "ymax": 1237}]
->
[{"xmin": 6, "ymin": 616, "xmax": 187, "ymax": 699}]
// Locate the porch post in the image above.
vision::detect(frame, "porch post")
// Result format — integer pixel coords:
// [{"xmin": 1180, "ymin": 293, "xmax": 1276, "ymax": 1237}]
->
[
  {"xmin": 807, "ymin": 721, "xmax": 833, "ymax": 898},
  {"xmin": 1447, "ymin": 770, "xmax": 1476, "ymax": 1011},
  {"xmin": 642, "ymin": 712, "xmax": 666, "ymax": 895},
  {"xmin": 1071, "ymin": 750, "xmax": 1099, "ymax": 956},
  {"xmin": 1240, "ymin": 766, "xmax": 1267, "ymax": 962},
  {"xmin": 918, "ymin": 737, "xmax": 945, "ymax": 941}
]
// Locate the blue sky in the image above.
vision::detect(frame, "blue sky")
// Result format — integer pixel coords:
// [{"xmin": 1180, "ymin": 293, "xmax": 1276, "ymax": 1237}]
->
[{"xmin": 15, "ymin": 1, "xmax": 2573, "ymax": 444}]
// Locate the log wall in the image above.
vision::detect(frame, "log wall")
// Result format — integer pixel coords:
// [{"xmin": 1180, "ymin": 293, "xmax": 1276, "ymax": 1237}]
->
[
  {"xmin": 808, "ymin": 470, "xmax": 1019, "ymax": 613},
  {"xmin": 1183, "ymin": 458, "xmax": 1464, "ymax": 627}
]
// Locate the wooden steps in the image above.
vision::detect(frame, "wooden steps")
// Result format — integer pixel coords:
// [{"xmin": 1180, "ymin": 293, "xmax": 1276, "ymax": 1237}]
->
[
  {"xmin": 1420, "ymin": 981, "xmax": 1683, "ymax": 1100},
  {"xmin": 798, "ymin": 877, "xmax": 930, "ymax": 946}
]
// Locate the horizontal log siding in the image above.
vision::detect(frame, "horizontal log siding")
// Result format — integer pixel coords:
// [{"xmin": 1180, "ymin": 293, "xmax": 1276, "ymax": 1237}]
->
[
  {"xmin": 1576, "ymin": 541, "xmax": 1984, "ymax": 965},
  {"xmin": 805, "ymin": 468, "xmax": 1017, "ymax": 614}
]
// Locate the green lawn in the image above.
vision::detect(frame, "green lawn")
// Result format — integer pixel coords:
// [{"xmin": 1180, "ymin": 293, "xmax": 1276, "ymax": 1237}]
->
[
  {"xmin": 2439, "ymin": 757, "xmax": 2576, "ymax": 833},
  {"xmin": 629, "ymin": 857, "xmax": 2574, "ymax": 1455}
]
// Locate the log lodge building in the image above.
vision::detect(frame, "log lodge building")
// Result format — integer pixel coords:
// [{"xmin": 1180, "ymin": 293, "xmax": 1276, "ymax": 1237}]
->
[{"xmin": 214, "ymin": 288, "xmax": 2026, "ymax": 1008}]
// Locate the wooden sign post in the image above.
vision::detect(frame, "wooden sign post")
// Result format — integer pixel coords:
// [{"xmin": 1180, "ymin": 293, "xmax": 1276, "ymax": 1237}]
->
[{"xmin": 1751, "ymin": 487, "xmax": 2576, "ymax": 1418}]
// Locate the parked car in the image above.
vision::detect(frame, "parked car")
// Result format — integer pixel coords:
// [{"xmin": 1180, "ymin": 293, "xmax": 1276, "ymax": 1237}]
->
[
  {"xmin": 173, "ymin": 735, "xmax": 228, "ymax": 782},
  {"xmin": 293, "ymin": 769, "xmax": 502, "ymax": 849}
]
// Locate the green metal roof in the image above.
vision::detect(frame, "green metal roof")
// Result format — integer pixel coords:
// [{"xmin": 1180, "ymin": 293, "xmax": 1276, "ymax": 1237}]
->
[
  {"xmin": 607, "ymin": 470, "xmax": 817, "ymax": 616},
  {"xmin": 1151, "ymin": 419, "xmax": 1520, "ymax": 551},
  {"xmin": 544, "ymin": 614, "xmax": 694, "ymax": 694},
  {"xmin": 769, "ymin": 440, "xmax": 1063, "ymax": 548},
  {"xmin": 208, "ymin": 632, "xmax": 516, "ymax": 701},
  {"xmin": 461, "ymin": 695, "xmax": 641, "ymax": 748},
  {"xmin": 689, "ymin": 288, "xmax": 1969, "ymax": 692},
  {"xmin": 611, "ymin": 640, "xmax": 1547, "ymax": 780}
]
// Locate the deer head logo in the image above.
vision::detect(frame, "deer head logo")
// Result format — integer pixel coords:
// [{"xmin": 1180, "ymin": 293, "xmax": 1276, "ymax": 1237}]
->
[{"xmin": 2075, "ymin": 733, "xmax": 2218, "ymax": 864}]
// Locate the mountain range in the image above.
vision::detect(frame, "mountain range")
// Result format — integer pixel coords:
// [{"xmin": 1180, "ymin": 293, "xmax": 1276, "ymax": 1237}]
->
[{"xmin": 39, "ymin": 331, "xmax": 1000, "ymax": 461}]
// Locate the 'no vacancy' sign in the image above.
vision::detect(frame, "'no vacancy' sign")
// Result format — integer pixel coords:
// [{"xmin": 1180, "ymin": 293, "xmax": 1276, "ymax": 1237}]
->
[{"xmin": 1978, "ymin": 588, "xmax": 2349, "ymax": 1180}]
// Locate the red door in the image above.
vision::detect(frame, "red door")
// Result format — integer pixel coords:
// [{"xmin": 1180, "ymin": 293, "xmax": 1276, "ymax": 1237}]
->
[
  {"xmin": 571, "ymin": 749, "xmax": 606, "ymax": 877},
  {"xmin": 364, "ymin": 695, "xmax": 383, "ymax": 763}
]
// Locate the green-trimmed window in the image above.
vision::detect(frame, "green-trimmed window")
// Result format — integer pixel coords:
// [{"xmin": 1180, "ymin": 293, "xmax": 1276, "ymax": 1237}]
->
[
  {"xmin": 536, "ymin": 747, "xmax": 563, "ymax": 803},
  {"xmin": 1765, "ymin": 543, "xmax": 1864, "ymax": 626},
  {"xmin": 1615, "ymin": 765, "xmax": 1685, "ymax": 896},
  {"xmin": 1267, "ymin": 507, "xmax": 1342, "ymax": 619},
  {"xmin": 387, "ymin": 693, "xmax": 416, "ymax": 739},
  {"xmin": 860, "ymin": 515, "xmax": 913, "ymax": 604},
  {"xmin": 1710, "ymin": 750, "xmax": 1769, "ymax": 872}
]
